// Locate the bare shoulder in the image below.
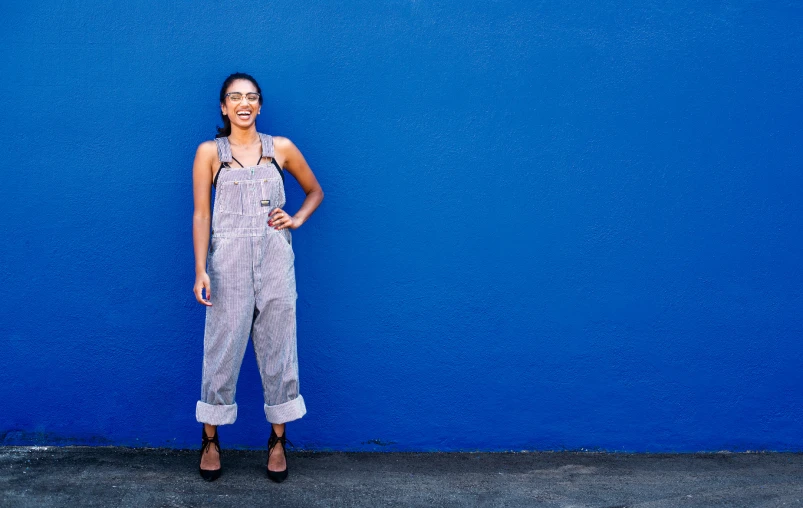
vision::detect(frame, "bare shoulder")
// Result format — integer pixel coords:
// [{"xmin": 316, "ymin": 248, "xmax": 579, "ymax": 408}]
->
[
  {"xmin": 272, "ymin": 135, "xmax": 296, "ymax": 153},
  {"xmin": 271, "ymin": 135, "xmax": 320, "ymax": 193},
  {"xmin": 272, "ymin": 136, "xmax": 301, "ymax": 168},
  {"xmin": 196, "ymin": 139, "xmax": 218, "ymax": 159}
]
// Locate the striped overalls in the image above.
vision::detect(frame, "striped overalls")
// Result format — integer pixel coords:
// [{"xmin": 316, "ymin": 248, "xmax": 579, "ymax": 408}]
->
[{"xmin": 195, "ymin": 133, "xmax": 307, "ymax": 426}]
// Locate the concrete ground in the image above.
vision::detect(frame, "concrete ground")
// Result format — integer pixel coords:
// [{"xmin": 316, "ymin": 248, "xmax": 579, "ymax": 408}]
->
[{"xmin": 1, "ymin": 447, "xmax": 801, "ymax": 507}]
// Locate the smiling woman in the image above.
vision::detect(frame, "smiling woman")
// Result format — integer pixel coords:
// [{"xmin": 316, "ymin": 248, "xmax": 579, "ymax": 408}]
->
[{"xmin": 190, "ymin": 72, "xmax": 324, "ymax": 484}]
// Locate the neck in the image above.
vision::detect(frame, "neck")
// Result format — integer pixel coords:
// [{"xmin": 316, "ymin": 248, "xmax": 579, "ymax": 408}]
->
[{"xmin": 228, "ymin": 124, "xmax": 259, "ymax": 145}]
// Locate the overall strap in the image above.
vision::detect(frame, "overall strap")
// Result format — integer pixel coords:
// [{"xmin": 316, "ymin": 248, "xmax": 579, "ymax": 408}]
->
[
  {"xmin": 260, "ymin": 133, "xmax": 284, "ymax": 182},
  {"xmin": 215, "ymin": 137, "xmax": 233, "ymax": 163},
  {"xmin": 259, "ymin": 133, "xmax": 275, "ymax": 159}
]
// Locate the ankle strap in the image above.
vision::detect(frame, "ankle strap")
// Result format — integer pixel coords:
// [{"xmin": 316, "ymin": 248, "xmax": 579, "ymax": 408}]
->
[
  {"xmin": 201, "ymin": 428, "xmax": 220, "ymax": 455},
  {"xmin": 268, "ymin": 431, "xmax": 294, "ymax": 454}
]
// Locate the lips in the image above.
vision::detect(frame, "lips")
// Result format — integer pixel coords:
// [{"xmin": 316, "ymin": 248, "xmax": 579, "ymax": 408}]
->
[{"xmin": 236, "ymin": 110, "xmax": 252, "ymax": 119}]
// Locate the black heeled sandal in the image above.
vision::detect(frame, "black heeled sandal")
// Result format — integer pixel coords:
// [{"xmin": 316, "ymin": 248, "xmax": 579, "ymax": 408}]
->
[
  {"xmin": 266, "ymin": 427, "xmax": 294, "ymax": 483},
  {"xmin": 199, "ymin": 427, "xmax": 222, "ymax": 482}
]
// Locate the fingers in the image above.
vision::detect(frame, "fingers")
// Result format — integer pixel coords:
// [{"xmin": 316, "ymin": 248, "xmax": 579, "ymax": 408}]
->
[
  {"xmin": 204, "ymin": 281, "xmax": 212, "ymax": 305},
  {"xmin": 268, "ymin": 208, "xmax": 291, "ymax": 230},
  {"xmin": 194, "ymin": 281, "xmax": 213, "ymax": 306},
  {"xmin": 268, "ymin": 208, "xmax": 280, "ymax": 228},
  {"xmin": 271, "ymin": 216, "xmax": 286, "ymax": 229}
]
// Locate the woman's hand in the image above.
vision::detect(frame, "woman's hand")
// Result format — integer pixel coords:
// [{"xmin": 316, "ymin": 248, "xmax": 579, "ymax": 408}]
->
[
  {"xmin": 268, "ymin": 208, "xmax": 301, "ymax": 230},
  {"xmin": 194, "ymin": 272, "xmax": 213, "ymax": 306}
]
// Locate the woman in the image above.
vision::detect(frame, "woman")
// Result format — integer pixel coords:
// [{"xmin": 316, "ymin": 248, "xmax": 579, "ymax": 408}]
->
[{"xmin": 191, "ymin": 72, "xmax": 324, "ymax": 482}]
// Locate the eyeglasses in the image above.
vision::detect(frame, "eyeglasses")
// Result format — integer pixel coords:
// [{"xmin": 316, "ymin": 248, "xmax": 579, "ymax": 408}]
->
[{"xmin": 225, "ymin": 92, "xmax": 260, "ymax": 103}]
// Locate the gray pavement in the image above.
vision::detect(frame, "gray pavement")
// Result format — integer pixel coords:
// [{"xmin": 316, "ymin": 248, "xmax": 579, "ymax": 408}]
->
[{"xmin": 1, "ymin": 446, "xmax": 801, "ymax": 507}]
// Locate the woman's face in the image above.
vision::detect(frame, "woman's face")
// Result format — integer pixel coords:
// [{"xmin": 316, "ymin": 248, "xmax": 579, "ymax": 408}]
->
[{"xmin": 221, "ymin": 79, "xmax": 261, "ymax": 130}]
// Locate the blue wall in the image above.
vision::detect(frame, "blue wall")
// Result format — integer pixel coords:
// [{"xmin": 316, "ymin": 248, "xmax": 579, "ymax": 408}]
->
[{"xmin": 1, "ymin": 1, "xmax": 801, "ymax": 452}]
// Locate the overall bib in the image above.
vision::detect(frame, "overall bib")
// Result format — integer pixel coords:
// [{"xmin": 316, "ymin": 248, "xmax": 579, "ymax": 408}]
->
[{"xmin": 196, "ymin": 133, "xmax": 307, "ymax": 426}]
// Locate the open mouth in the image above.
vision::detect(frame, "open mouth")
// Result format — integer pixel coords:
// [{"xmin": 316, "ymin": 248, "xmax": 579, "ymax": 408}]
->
[{"xmin": 236, "ymin": 110, "xmax": 252, "ymax": 120}]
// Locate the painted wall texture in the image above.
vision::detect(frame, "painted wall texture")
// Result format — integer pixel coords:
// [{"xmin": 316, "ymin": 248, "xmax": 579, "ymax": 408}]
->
[{"xmin": 1, "ymin": 1, "xmax": 801, "ymax": 452}]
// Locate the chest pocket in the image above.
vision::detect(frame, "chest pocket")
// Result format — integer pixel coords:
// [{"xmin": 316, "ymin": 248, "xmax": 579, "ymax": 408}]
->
[
  {"xmin": 215, "ymin": 178, "xmax": 283, "ymax": 216},
  {"xmin": 214, "ymin": 180, "xmax": 244, "ymax": 215}
]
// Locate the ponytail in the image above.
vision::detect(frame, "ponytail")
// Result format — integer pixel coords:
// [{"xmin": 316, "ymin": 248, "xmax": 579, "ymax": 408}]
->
[{"xmin": 215, "ymin": 114, "xmax": 231, "ymax": 138}]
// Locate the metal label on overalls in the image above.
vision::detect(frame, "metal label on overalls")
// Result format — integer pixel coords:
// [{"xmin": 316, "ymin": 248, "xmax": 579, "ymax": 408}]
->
[{"xmin": 261, "ymin": 199, "xmax": 270, "ymax": 207}]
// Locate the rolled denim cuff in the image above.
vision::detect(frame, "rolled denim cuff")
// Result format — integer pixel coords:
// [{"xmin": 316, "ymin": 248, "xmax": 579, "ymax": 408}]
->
[
  {"xmin": 196, "ymin": 401, "xmax": 238, "ymax": 426},
  {"xmin": 264, "ymin": 395, "xmax": 306, "ymax": 424}
]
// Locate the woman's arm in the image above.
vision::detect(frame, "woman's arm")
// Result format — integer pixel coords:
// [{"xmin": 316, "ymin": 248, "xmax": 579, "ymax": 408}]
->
[
  {"xmin": 270, "ymin": 136, "xmax": 324, "ymax": 230},
  {"xmin": 192, "ymin": 141, "xmax": 216, "ymax": 305}
]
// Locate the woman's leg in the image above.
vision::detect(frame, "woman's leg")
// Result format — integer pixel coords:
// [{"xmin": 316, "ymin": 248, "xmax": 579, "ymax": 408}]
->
[
  {"xmin": 268, "ymin": 423, "xmax": 286, "ymax": 471},
  {"xmin": 196, "ymin": 236, "xmax": 256, "ymax": 472},
  {"xmin": 200, "ymin": 424, "xmax": 220, "ymax": 470},
  {"xmin": 252, "ymin": 231, "xmax": 306, "ymax": 478}
]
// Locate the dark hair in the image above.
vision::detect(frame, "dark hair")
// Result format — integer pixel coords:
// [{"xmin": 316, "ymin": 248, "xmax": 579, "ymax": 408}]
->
[{"xmin": 215, "ymin": 72, "xmax": 264, "ymax": 138}]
